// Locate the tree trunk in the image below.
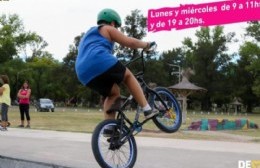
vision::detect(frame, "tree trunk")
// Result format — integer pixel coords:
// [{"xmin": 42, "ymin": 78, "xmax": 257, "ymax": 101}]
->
[
  {"xmin": 201, "ymin": 94, "xmax": 211, "ymax": 111},
  {"xmin": 246, "ymin": 101, "xmax": 253, "ymax": 113}
]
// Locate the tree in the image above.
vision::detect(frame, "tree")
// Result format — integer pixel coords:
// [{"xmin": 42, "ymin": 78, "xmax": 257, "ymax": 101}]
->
[
  {"xmin": 115, "ymin": 9, "xmax": 147, "ymax": 59},
  {"xmin": 63, "ymin": 33, "xmax": 84, "ymax": 70},
  {"xmin": 26, "ymin": 35, "xmax": 48, "ymax": 61},
  {"xmin": 183, "ymin": 26, "xmax": 235, "ymax": 111},
  {"xmin": 234, "ymin": 21, "xmax": 260, "ymax": 112},
  {"xmin": 246, "ymin": 21, "xmax": 260, "ymax": 98},
  {"xmin": 62, "ymin": 33, "xmax": 95, "ymax": 106},
  {"xmin": 236, "ymin": 42, "xmax": 259, "ymax": 112},
  {"xmin": 246, "ymin": 21, "xmax": 260, "ymax": 42},
  {"xmin": 161, "ymin": 48, "xmax": 187, "ymax": 85},
  {"xmin": 28, "ymin": 53, "xmax": 60, "ymax": 99},
  {"xmin": 0, "ymin": 58, "xmax": 28, "ymax": 100},
  {"xmin": 0, "ymin": 14, "xmax": 39, "ymax": 63}
]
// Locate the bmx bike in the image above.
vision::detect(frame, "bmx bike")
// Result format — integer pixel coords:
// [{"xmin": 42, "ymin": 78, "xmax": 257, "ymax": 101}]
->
[{"xmin": 91, "ymin": 46, "xmax": 182, "ymax": 168}]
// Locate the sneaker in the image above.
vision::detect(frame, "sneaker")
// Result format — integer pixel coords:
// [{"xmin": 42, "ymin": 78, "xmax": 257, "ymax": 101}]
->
[
  {"xmin": 26, "ymin": 125, "xmax": 31, "ymax": 128},
  {"xmin": 107, "ymin": 136, "xmax": 120, "ymax": 143},
  {"xmin": 18, "ymin": 125, "xmax": 24, "ymax": 128},
  {"xmin": 0, "ymin": 127, "xmax": 7, "ymax": 131},
  {"xmin": 144, "ymin": 109, "xmax": 159, "ymax": 119},
  {"xmin": 103, "ymin": 125, "xmax": 119, "ymax": 138}
]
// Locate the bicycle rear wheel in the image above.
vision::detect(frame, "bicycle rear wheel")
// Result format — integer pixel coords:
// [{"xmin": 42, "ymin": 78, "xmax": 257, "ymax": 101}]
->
[
  {"xmin": 151, "ymin": 87, "xmax": 182, "ymax": 133},
  {"xmin": 91, "ymin": 119, "xmax": 137, "ymax": 168}
]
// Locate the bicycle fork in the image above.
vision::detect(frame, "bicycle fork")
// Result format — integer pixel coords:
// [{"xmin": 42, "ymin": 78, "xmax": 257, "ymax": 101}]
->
[{"xmin": 115, "ymin": 94, "xmax": 155, "ymax": 145}]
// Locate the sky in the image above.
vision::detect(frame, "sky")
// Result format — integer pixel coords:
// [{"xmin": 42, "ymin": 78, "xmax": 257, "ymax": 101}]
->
[{"xmin": 0, "ymin": 0, "xmax": 248, "ymax": 61}]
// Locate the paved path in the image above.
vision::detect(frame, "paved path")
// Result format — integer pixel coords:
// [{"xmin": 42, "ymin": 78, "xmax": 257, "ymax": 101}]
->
[{"xmin": 0, "ymin": 128, "xmax": 260, "ymax": 168}]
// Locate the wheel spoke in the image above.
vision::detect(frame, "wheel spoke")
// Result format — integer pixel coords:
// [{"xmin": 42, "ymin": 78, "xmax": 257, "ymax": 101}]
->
[
  {"xmin": 92, "ymin": 121, "xmax": 136, "ymax": 168},
  {"xmin": 152, "ymin": 88, "xmax": 182, "ymax": 133}
]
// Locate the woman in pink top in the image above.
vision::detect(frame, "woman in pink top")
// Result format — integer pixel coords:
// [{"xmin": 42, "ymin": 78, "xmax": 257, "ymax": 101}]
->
[{"xmin": 17, "ymin": 80, "xmax": 31, "ymax": 128}]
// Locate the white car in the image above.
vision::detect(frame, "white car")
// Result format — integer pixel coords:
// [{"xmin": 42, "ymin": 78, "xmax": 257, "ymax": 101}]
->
[{"xmin": 35, "ymin": 98, "xmax": 55, "ymax": 112}]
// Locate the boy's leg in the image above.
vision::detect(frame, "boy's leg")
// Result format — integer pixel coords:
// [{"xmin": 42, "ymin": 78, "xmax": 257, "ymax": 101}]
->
[
  {"xmin": 103, "ymin": 83, "xmax": 120, "ymax": 120},
  {"xmin": 123, "ymin": 68, "xmax": 158, "ymax": 118},
  {"xmin": 87, "ymin": 62, "xmax": 125, "ymax": 120},
  {"xmin": 123, "ymin": 68, "xmax": 148, "ymax": 108}
]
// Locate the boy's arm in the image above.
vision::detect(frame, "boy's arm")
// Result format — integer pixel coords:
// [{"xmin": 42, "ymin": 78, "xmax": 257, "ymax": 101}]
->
[{"xmin": 106, "ymin": 26, "xmax": 148, "ymax": 49}]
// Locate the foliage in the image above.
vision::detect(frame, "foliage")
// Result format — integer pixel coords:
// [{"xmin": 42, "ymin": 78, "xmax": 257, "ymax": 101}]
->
[
  {"xmin": 115, "ymin": 9, "xmax": 147, "ymax": 59},
  {"xmin": 27, "ymin": 54, "xmax": 60, "ymax": 99},
  {"xmin": 0, "ymin": 13, "xmax": 259, "ymax": 112},
  {"xmin": 26, "ymin": 35, "xmax": 48, "ymax": 61},
  {"xmin": 246, "ymin": 21, "xmax": 260, "ymax": 42},
  {"xmin": 0, "ymin": 14, "xmax": 40, "ymax": 63},
  {"xmin": 161, "ymin": 48, "xmax": 187, "ymax": 85},
  {"xmin": 61, "ymin": 33, "xmax": 97, "ymax": 106},
  {"xmin": 182, "ymin": 26, "xmax": 235, "ymax": 111},
  {"xmin": 246, "ymin": 21, "xmax": 260, "ymax": 98},
  {"xmin": 234, "ymin": 21, "xmax": 260, "ymax": 112}
]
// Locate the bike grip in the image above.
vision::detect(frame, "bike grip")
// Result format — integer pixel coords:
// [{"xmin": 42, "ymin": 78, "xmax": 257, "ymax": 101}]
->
[{"xmin": 149, "ymin": 41, "xmax": 156, "ymax": 48}]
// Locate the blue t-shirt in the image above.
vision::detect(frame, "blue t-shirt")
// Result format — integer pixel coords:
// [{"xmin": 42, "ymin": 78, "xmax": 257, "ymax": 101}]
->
[{"xmin": 75, "ymin": 26, "xmax": 118, "ymax": 85}]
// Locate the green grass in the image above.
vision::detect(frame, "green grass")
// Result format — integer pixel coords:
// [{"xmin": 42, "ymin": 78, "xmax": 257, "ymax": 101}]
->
[
  {"xmin": 6, "ymin": 106, "xmax": 260, "ymax": 142},
  {"xmin": 8, "ymin": 107, "xmax": 104, "ymax": 133}
]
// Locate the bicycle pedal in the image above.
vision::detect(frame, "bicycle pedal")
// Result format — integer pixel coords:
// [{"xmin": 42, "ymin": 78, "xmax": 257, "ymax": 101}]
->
[{"xmin": 135, "ymin": 127, "xmax": 142, "ymax": 132}]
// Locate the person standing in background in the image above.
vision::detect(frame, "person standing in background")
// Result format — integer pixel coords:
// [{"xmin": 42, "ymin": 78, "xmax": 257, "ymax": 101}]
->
[
  {"xmin": 17, "ymin": 80, "xmax": 31, "ymax": 128},
  {"xmin": 0, "ymin": 75, "xmax": 11, "ymax": 131}
]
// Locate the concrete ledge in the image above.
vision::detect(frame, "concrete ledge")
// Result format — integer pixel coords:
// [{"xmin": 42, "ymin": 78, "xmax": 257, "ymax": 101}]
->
[{"xmin": 0, "ymin": 155, "xmax": 70, "ymax": 168}]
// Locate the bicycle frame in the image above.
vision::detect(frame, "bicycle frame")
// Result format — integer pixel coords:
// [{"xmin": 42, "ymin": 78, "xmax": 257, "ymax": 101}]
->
[
  {"xmin": 91, "ymin": 48, "xmax": 182, "ymax": 168},
  {"xmin": 114, "ymin": 51, "xmax": 171, "ymax": 144}
]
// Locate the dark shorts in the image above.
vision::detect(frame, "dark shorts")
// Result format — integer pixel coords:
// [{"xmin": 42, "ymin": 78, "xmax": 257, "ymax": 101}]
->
[{"xmin": 87, "ymin": 61, "xmax": 126, "ymax": 97}]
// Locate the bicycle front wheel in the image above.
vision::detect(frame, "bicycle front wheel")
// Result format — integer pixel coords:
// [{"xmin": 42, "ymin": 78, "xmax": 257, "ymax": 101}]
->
[
  {"xmin": 151, "ymin": 87, "xmax": 182, "ymax": 133},
  {"xmin": 91, "ymin": 119, "xmax": 137, "ymax": 168}
]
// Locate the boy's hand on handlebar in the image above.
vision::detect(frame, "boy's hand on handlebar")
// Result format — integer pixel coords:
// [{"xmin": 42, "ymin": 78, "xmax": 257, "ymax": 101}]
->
[{"xmin": 144, "ymin": 41, "xmax": 157, "ymax": 52}]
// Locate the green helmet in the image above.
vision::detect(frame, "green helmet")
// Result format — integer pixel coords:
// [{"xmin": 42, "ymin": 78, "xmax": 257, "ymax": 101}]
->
[{"xmin": 97, "ymin": 8, "xmax": 122, "ymax": 27}]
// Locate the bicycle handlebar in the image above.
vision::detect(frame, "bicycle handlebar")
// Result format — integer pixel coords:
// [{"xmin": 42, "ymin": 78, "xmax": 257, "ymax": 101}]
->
[
  {"xmin": 123, "ymin": 42, "xmax": 157, "ymax": 77},
  {"xmin": 146, "ymin": 42, "xmax": 157, "ymax": 52}
]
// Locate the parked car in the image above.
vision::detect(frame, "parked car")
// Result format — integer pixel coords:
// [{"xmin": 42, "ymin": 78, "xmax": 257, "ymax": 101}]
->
[{"xmin": 35, "ymin": 98, "xmax": 55, "ymax": 112}]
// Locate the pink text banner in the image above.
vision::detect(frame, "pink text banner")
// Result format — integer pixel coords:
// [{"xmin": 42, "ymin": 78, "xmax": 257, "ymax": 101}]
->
[{"xmin": 147, "ymin": 0, "xmax": 260, "ymax": 32}]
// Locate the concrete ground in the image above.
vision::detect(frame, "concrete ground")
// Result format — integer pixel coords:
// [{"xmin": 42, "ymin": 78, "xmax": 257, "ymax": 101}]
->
[{"xmin": 0, "ymin": 128, "xmax": 260, "ymax": 168}]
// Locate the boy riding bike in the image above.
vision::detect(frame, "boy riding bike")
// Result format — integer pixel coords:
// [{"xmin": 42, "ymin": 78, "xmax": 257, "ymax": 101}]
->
[{"xmin": 75, "ymin": 8, "xmax": 158, "ymax": 123}]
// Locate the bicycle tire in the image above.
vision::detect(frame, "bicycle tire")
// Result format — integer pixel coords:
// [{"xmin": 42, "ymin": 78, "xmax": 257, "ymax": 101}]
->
[
  {"xmin": 151, "ymin": 87, "xmax": 182, "ymax": 133},
  {"xmin": 92, "ymin": 119, "xmax": 137, "ymax": 168}
]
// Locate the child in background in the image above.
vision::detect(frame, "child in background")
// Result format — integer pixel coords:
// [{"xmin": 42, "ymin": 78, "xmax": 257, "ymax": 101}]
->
[{"xmin": 17, "ymin": 80, "xmax": 31, "ymax": 128}]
